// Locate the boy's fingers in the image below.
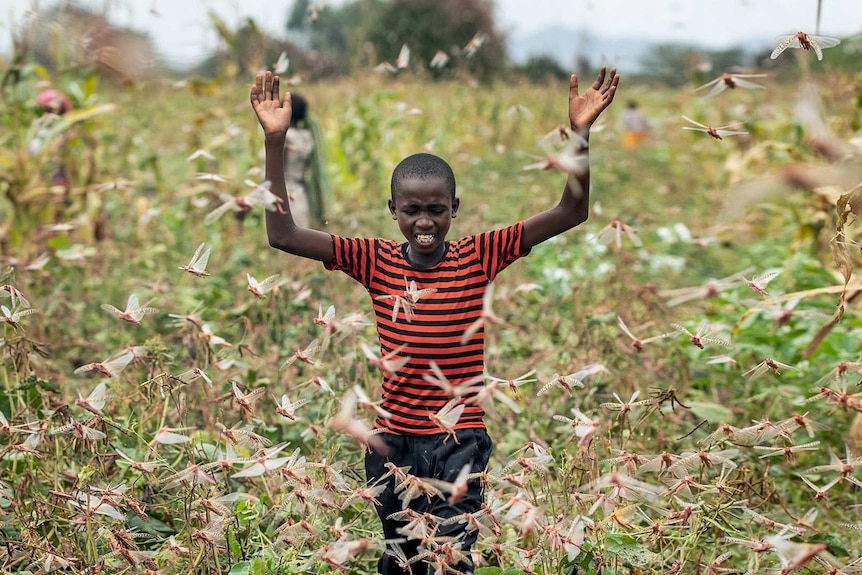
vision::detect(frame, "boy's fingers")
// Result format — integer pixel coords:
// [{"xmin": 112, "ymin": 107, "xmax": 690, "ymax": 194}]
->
[
  {"xmin": 272, "ymin": 75, "xmax": 280, "ymax": 101},
  {"xmin": 250, "ymin": 74, "xmax": 263, "ymax": 103},
  {"xmin": 263, "ymin": 71, "xmax": 272, "ymax": 100},
  {"xmin": 593, "ymin": 66, "xmax": 606, "ymax": 88},
  {"xmin": 569, "ymin": 74, "xmax": 579, "ymax": 97}
]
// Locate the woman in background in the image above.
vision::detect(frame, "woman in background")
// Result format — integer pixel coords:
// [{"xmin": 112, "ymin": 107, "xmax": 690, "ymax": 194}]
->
[
  {"xmin": 621, "ymin": 99, "xmax": 649, "ymax": 149},
  {"xmin": 282, "ymin": 93, "xmax": 329, "ymax": 227}
]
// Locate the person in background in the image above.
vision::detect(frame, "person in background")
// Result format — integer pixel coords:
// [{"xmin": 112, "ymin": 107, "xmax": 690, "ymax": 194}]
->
[
  {"xmin": 36, "ymin": 88, "xmax": 72, "ymax": 115},
  {"xmin": 35, "ymin": 87, "xmax": 73, "ymax": 188},
  {"xmin": 282, "ymin": 93, "xmax": 329, "ymax": 227},
  {"xmin": 621, "ymin": 99, "xmax": 649, "ymax": 149}
]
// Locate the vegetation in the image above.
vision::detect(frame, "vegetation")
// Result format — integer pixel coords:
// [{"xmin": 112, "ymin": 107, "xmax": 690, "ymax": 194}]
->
[
  {"xmin": 17, "ymin": 0, "xmax": 860, "ymax": 85},
  {"xmin": 2, "ymin": 5, "xmax": 862, "ymax": 575}
]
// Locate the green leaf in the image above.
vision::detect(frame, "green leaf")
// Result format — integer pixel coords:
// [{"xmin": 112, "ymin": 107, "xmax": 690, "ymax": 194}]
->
[
  {"xmin": 587, "ymin": 311, "xmax": 617, "ymax": 325},
  {"xmin": 475, "ymin": 568, "xmax": 503, "ymax": 575},
  {"xmin": 250, "ymin": 558, "xmax": 269, "ymax": 575},
  {"xmin": 23, "ymin": 374, "xmax": 58, "ymax": 394},
  {"xmin": 687, "ymin": 401, "xmax": 734, "ymax": 422},
  {"xmin": 228, "ymin": 561, "xmax": 250, "ymax": 575},
  {"xmin": 47, "ymin": 235, "xmax": 73, "ymax": 251},
  {"xmin": 605, "ymin": 533, "xmax": 637, "ymax": 546},
  {"xmin": 607, "ymin": 541, "xmax": 660, "ymax": 567},
  {"xmin": 228, "ymin": 536, "xmax": 242, "ymax": 561},
  {"xmin": 47, "ymin": 103, "xmax": 118, "ymax": 138},
  {"xmin": 808, "ymin": 531, "xmax": 849, "ymax": 557},
  {"xmin": 77, "ymin": 465, "xmax": 97, "ymax": 485},
  {"xmin": 127, "ymin": 515, "xmax": 174, "ymax": 536},
  {"xmin": 606, "ymin": 535, "xmax": 660, "ymax": 567}
]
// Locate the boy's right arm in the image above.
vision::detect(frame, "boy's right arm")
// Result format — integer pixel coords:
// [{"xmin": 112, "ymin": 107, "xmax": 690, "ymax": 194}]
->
[{"xmin": 251, "ymin": 72, "xmax": 334, "ymax": 263}]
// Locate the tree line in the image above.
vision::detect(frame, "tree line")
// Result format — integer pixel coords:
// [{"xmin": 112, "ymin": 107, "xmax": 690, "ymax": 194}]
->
[{"xmin": 11, "ymin": 1, "xmax": 861, "ymax": 84}]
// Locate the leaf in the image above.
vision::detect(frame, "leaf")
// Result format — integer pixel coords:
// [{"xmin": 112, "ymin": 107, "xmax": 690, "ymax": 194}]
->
[
  {"xmin": 605, "ymin": 533, "xmax": 637, "ymax": 546},
  {"xmin": 127, "ymin": 514, "xmax": 174, "ymax": 536},
  {"xmin": 228, "ymin": 561, "xmax": 250, "ymax": 575},
  {"xmin": 836, "ymin": 183, "xmax": 862, "ymax": 229},
  {"xmin": 47, "ymin": 103, "xmax": 118, "ymax": 138},
  {"xmin": 23, "ymin": 374, "xmax": 58, "ymax": 394},
  {"xmin": 808, "ymin": 531, "xmax": 849, "ymax": 557},
  {"xmin": 47, "ymin": 235, "xmax": 73, "ymax": 251},
  {"xmin": 687, "ymin": 401, "xmax": 734, "ymax": 422},
  {"xmin": 77, "ymin": 465, "xmax": 97, "ymax": 485},
  {"xmin": 831, "ymin": 234, "xmax": 854, "ymax": 286},
  {"xmin": 831, "ymin": 182, "xmax": 862, "ymax": 324},
  {"xmin": 606, "ymin": 537, "xmax": 660, "ymax": 567},
  {"xmin": 26, "ymin": 104, "xmax": 117, "ymax": 155},
  {"xmin": 475, "ymin": 568, "xmax": 503, "ymax": 575},
  {"xmin": 803, "ymin": 292, "xmax": 862, "ymax": 359},
  {"xmin": 587, "ymin": 311, "xmax": 617, "ymax": 325}
]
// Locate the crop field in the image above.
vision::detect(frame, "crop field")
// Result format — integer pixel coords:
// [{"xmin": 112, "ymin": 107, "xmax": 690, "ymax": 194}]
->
[{"xmin": 2, "ymin": 44, "xmax": 862, "ymax": 574}]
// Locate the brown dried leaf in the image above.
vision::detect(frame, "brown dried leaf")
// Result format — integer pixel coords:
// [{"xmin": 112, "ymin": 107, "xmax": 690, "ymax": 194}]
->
[
  {"xmin": 828, "ymin": 182, "xmax": 862, "ymax": 328},
  {"xmin": 836, "ymin": 182, "xmax": 862, "ymax": 233},
  {"xmin": 803, "ymin": 309, "xmax": 842, "ymax": 359},
  {"xmin": 803, "ymin": 289, "xmax": 862, "ymax": 359},
  {"xmin": 831, "ymin": 234, "xmax": 854, "ymax": 285}
]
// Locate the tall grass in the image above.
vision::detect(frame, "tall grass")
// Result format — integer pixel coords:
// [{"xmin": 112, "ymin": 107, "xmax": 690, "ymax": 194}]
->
[{"xmin": 1, "ymin": 54, "xmax": 862, "ymax": 574}]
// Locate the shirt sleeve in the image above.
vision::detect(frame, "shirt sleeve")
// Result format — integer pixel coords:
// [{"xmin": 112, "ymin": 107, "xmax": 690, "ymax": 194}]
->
[
  {"xmin": 473, "ymin": 221, "xmax": 531, "ymax": 282},
  {"xmin": 323, "ymin": 235, "xmax": 376, "ymax": 288}
]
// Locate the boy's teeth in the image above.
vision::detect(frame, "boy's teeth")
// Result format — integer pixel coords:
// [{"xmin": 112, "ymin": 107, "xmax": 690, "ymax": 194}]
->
[{"xmin": 416, "ymin": 234, "xmax": 435, "ymax": 242}]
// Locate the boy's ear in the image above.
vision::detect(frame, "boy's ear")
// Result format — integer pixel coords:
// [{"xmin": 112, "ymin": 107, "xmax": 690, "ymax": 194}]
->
[
  {"xmin": 388, "ymin": 198, "xmax": 396, "ymax": 218},
  {"xmin": 451, "ymin": 197, "xmax": 460, "ymax": 217}
]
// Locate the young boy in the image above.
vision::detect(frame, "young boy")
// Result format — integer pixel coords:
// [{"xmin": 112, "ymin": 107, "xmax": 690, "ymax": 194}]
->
[{"xmin": 250, "ymin": 68, "xmax": 619, "ymax": 575}]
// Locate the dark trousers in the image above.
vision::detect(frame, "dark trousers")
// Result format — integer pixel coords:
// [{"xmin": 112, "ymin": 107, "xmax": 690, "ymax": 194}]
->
[{"xmin": 365, "ymin": 428, "xmax": 493, "ymax": 575}]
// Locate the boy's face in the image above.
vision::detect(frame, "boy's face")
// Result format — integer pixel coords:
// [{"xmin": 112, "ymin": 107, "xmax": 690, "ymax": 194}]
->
[{"xmin": 388, "ymin": 176, "xmax": 459, "ymax": 256}]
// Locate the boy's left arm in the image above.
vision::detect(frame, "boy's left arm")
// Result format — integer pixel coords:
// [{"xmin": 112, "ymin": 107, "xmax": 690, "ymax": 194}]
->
[{"xmin": 521, "ymin": 67, "xmax": 619, "ymax": 251}]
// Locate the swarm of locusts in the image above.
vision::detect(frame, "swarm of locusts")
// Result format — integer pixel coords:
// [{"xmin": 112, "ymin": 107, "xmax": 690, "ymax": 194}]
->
[{"xmin": 1, "ymin": 22, "xmax": 861, "ymax": 575}]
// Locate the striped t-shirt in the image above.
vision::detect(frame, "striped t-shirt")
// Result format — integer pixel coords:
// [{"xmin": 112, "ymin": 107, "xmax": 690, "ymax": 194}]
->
[{"xmin": 325, "ymin": 221, "xmax": 530, "ymax": 435}]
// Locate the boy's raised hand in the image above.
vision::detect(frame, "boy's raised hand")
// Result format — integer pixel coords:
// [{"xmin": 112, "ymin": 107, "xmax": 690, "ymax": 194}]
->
[
  {"xmin": 250, "ymin": 71, "xmax": 292, "ymax": 138},
  {"xmin": 568, "ymin": 66, "xmax": 619, "ymax": 131}
]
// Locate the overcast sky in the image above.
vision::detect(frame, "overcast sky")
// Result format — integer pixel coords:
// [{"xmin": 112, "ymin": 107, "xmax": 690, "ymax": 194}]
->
[{"xmin": 2, "ymin": 0, "xmax": 861, "ymax": 67}]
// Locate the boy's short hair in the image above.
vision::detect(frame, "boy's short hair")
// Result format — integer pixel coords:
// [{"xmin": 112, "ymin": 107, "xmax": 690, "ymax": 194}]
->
[
  {"xmin": 290, "ymin": 93, "xmax": 308, "ymax": 127},
  {"xmin": 390, "ymin": 153, "xmax": 456, "ymax": 199}
]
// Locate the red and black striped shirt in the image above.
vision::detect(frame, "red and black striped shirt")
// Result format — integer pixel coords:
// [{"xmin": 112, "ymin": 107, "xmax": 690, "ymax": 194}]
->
[{"xmin": 325, "ymin": 221, "xmax": 530, "ymax": 435}]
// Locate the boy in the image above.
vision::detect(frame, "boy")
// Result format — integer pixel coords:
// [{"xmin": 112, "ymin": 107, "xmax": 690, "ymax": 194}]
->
[{"xmin": 250, "ymin": 67, "xmax": 619, "ymax": 575}]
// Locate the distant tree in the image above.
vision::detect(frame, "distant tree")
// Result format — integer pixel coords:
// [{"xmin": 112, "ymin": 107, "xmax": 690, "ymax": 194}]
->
[
  {"xmin": 286, "ymin": 0, "xmax": 318, "ymax": 50},
  {"xmin": 639, "ymin": 43, "xmax": 707, "ymax": 87},
  {"xmin": 514, "ymin": 55, "xmax": 569, "ymax": 83},
  {"xmin": 13, "ymin": 4, "xmax": 158, "ymax": 81},
  {"xmin": 195, "ymin": 13, "xmax": 306, "ymax": 80},
  {"xmin": 789, "ymin": 34, "xmax": 861, "ymax": 73},
  {"xmin": 574, "ymin": 54, "xmax": 595, "ymax": 78},
  {"xmin": 689, "ymin": 47, "xmax": 752, "ymax": 88},
  {"xmin": 283, "ymin": 0, "xmax": 382, "ymax": 78},
  {"xmin": 288, "ymin": 0, "xmax": 313, "ymax": 30},
  {"xmin": 365, "ymin": 0, "xmax": 507, "ymax": 80},
  {"xmin": 706, "ymin": 48, "xmax": 749, "ymax": 74},
  {"xmin": 197, "ymin": 14, "xmax": 264, "ymax": 78}
]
